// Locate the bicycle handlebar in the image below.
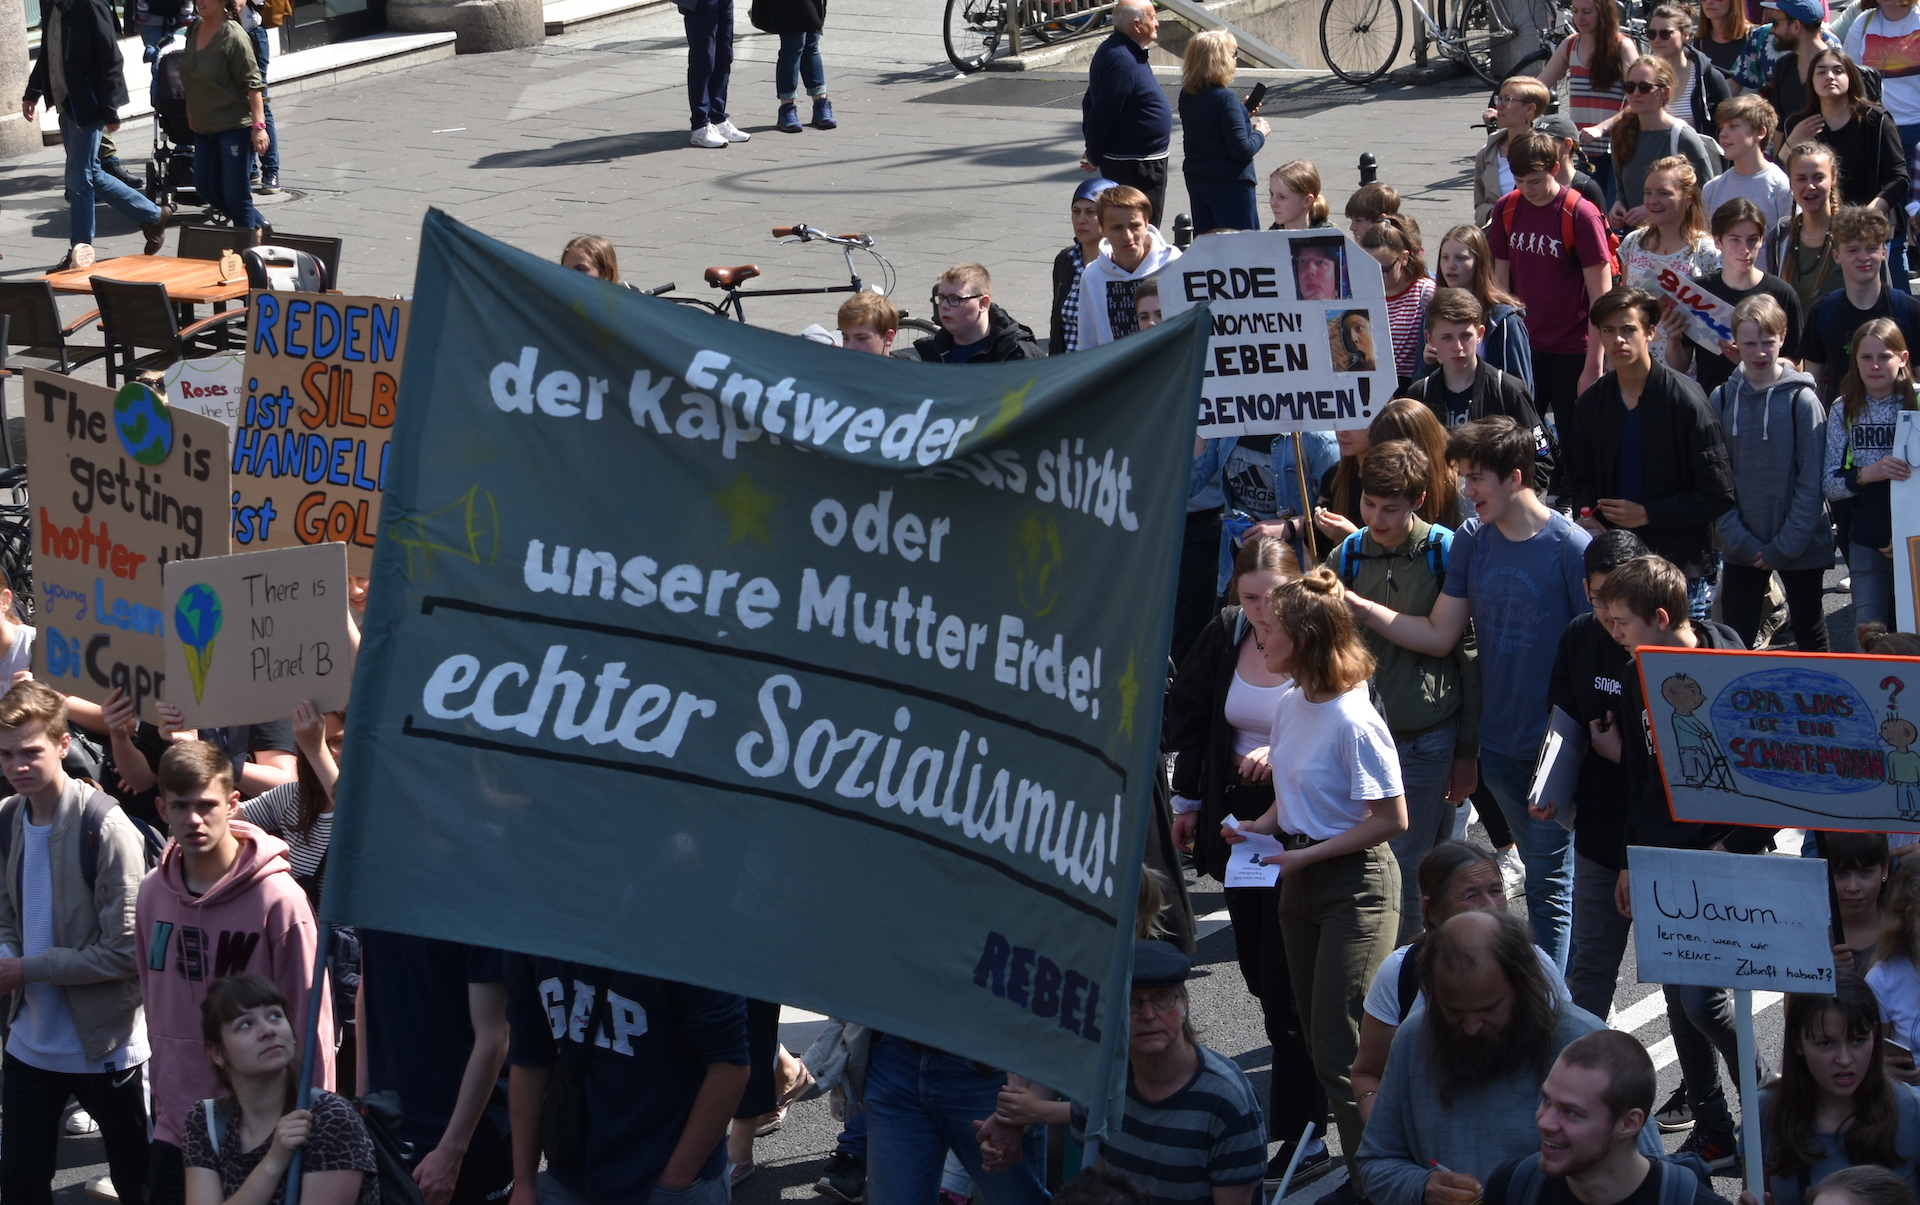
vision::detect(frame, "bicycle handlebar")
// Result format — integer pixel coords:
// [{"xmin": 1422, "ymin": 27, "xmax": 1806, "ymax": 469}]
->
[
  {"xmin": 771, "ymin": 224, "xmax": 875, "ymax": 248},
  {"xmin": 643, "ymin": 282, "xmax": 676, "ymax": 296}
]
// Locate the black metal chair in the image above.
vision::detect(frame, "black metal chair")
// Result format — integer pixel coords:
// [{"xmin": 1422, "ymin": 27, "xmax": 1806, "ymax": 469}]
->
[
  {"xmin": 0, "ymin": 280, "xmax": 108, "ymax": 375},
  {"xmin": 176, "ymin": 224, "xmax": 260, "ymax": 262},
  {"xmin": 91, "ymin": 276, "xmax": 246, "ymax": 385},
  {"xmin": 267, "ymin": 232, "xmax": 344, "ymax": 291}
]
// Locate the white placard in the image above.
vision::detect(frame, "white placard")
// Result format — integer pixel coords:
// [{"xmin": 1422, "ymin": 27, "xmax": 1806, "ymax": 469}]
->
[
  {"xmin": 1628, "ymin": 845, "xmax": 1835, "ymax": 993},
  {"xmin": 1158, "ymin": 229, "xmax": 1394, "ymax": 436},
  {"xmin": 163, "ymin": 354, "xmax": 245, "ymax": 427},
  {"xmin": 1892, "ymin": 410, "xmax": 1919, "ymax": 634},
  {"xmin": 1640, "ymin": 266, "xmax": 1738, "ymax": 352}
]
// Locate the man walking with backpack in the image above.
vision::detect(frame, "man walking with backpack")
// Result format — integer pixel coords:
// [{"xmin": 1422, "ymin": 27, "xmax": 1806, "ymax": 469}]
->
[{"xmin": 0, "ymin": 681, "xmax": 152, "ymax": 1205}]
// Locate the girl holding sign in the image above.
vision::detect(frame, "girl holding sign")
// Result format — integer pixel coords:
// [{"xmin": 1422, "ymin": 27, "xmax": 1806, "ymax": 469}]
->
[
  {"xmin": 1823, "ymin": 317, "xmax": 1917, "ymax": 632},
  {"xmin": 1620, "ymin": 157, "xmax": 1722, "ymax": 369}
]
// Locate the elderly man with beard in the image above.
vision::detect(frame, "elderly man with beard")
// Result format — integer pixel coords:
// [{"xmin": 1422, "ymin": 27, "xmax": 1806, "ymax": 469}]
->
[
  {"xmin": 1481, "ymin": 1031, "xmax": 1725, "ymax": 1205},
  {"xmin": 1356, "ymin": 912, "xmax": 1664, "ymax": 1205}
]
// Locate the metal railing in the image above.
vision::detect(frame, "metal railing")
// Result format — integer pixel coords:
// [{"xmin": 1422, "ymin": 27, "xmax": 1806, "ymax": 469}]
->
[{"xmin": 1005, "ymin": 0, "xmax": 1119, "ymax": 56}]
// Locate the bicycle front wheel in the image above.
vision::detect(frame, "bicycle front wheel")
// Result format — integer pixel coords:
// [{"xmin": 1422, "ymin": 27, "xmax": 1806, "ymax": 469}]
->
[
  {"xmin": 946, "ymin": 0, "xmax": 1006, "ymax": 72},
  {"xmin": 1320, "ymin": 0, "xmax": 1403, "ymax": 84},
  {"xmin": 1450, "ymin": 0, "xmax": 1510, "ymax": 84}
]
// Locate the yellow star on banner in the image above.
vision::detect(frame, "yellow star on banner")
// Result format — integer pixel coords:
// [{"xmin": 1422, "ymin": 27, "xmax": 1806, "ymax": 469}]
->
[
  {"xmin": 978, "ymin": 378, "xmax": 1035, "ymax": 443},
  {"xmin": 570, "ymin": 297, "xmax": 616, "ymax": 351},
  {"xmin": 712, "ymin": 471, "xmax": 777, "ymax": 545},
  {"xmin": 1114, "ymin": 649, "xmax": 1140, "ymax": 745}
]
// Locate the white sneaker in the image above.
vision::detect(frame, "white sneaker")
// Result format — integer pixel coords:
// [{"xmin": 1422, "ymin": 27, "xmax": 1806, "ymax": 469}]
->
[
  {"xmin": 713, "ymin": 119, "xmax": 751, "ymax": 143},
  {"xmin": 1497, "ymin": 846, "xmax": 1526, "ymax": 898},
  {"xmin": 690, "ymin": 124, "xmax": 728, "ymax": 148},
  {"xmin": 65, "ymin": 1108, "xmax": 99, "ymax": 1135},
  {"xmin": 84, "ymin": 1176, "xmax": 119, "ymax": 1201}
]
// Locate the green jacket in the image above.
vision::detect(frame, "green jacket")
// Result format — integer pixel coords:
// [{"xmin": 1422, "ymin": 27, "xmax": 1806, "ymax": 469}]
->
[
  {"xmin": 1322, "ymin": 516, "xmax": 1480, "ymax": 760},
  {"xmin": 178, "ymin": 17, "xmax": 262, "ymax": 135}
]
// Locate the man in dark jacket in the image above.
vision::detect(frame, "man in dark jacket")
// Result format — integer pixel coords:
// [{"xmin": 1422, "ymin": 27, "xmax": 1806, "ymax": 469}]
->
[
  {"xmin": 23, "ymin": 0, "xmax": 169, "ymax": 270},
  {"xmin": 1080, "ymin": 0, "xmax": 1172, "ymax": 225},
  {"xmin": 911, "ymin": 263, "xmax": 1044, "ymax": 363},
  {"xmin": 1564, "ymin": 287, "xmax": 1735, "ymax": 617}
]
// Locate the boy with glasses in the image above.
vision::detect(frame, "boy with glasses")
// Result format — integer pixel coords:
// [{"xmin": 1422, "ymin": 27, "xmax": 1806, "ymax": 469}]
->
[{"xmin": 909, "ymin": 263, "xmax": 1044, "ymax": 363}]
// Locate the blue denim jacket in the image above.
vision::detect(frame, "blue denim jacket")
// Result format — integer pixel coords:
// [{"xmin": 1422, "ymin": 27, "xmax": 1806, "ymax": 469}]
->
[{"xmin": 1192, "ymin": 431, "xmax": 1340, "ymax": 594}]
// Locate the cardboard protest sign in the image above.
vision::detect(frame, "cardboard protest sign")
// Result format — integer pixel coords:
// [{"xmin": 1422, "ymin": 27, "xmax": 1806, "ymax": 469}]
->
[
  {"xmin": 164, "ymin": 354, "xmax": 245, "ymax": 427},
  {"xmin": 1629, "ymin": 846, "xmax": 1835, "ymax": 993},
  {"xmin": 325, "ymin": 210, "xmax": 1202, "ymax": 1135},
  {"xmin": 162, "ymin": 543, "xmax": 353, "ymax": 728},
  {"xmin": 233, "ymin": 291, "xmax": 410, "ymax": 576},
  {"xmin": 25, "ymin": 371, "xmax": 231, "ymax": 722},
  {"xmin": 1643, "ymin": 265, "xmax": 1738, "ymax": 352},
  {"xmin": 1158, "ymin": 230, "xmax": 1393, "ymax": 436},
  {"xmin": 1893, "ymin": 410, "xmax": 1919, "ymax": 634},
  {"xmin": 1639, "ymin": 647, "xmax": 1920, "ymax": 832}
]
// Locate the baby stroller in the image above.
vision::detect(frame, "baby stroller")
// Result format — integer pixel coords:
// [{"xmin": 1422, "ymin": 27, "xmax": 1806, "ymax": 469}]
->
[{"xmin": 146, "ymin": 50, "xmax": 204, "ymax": 211}]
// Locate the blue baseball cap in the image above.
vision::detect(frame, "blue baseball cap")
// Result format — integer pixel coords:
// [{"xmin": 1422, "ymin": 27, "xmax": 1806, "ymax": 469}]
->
[
  {"xmin": 1759, "ymin": 0, "xmax": 1823, "ymax": 26},
  {"xmin": 1074, "ymin": 176, "xmax": 1120, "ymax": 204}
]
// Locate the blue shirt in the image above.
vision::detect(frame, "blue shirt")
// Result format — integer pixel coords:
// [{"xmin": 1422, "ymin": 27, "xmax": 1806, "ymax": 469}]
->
[
  {"xmin": 1441, "ymin": 512, "xmax": 1592, "ymax": 758},
  {"xmin": 1614, "ymin": 403, "xmax": 1643, "ymax": 502},
  {"xmin": 1082, "ymin": 31, "xmax": 1172, "ymax": 161}
]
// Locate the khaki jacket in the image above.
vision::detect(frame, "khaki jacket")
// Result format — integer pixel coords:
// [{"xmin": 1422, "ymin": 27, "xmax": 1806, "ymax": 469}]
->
[{"xmin": 1473, "ymin": 128, "xmax": 1514, "ymax": 226}]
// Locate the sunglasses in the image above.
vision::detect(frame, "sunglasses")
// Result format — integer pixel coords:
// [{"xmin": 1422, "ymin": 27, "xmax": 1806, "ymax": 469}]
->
[
  {"xmin": 1624, "ymin": 79, "xmax": 1667, "ymax": 93},
  {"xmin": 1649, "ymin": 26, "xmax": 1679, "ymax": 36}
]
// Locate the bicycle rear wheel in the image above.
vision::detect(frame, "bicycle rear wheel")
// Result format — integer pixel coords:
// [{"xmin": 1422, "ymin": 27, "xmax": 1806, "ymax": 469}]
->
[
  {"xmin": 1320, "ymin": 0, "xmax": 1403, "ymax": 84},
  {"xmin": 1449, "ymin": 0, "xmax": 1510, "ymax": 84},
  {"xmin": 945, "ymin": 0, "xmax": 1006, "ymax": 72}
]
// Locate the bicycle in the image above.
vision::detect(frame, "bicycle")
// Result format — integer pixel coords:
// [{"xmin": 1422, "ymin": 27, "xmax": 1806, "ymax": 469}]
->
[
  {"xmin": 943, "ymin": 0, "xmax": 1112, "ymax": 73},
  {"xmin": 1320, "ymin": 0, "xmax": 1518, "ymax": 84},
  {"xmin": 0, "ymin": 465, "xmax": 35, "ymax": 625},
  {"xmin": 671, "ymin": 225, "xmax": 942, "ymax": 337}
]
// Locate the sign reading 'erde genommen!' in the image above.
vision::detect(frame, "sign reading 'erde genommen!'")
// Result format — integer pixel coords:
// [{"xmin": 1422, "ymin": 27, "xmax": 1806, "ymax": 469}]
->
[{"xmin": 1157, "ymin": 228, "xmax": 1394, "ymax": 436}]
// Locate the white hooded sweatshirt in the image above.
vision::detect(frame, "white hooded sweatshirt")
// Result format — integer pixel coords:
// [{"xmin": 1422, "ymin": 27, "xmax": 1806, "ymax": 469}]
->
[{"xmin": 1071, "ymin": 226, "xmax": 1181, "ymax": 350}]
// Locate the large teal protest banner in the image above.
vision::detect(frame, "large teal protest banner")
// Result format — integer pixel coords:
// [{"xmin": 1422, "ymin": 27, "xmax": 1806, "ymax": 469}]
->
[{"xmin": 323, "ymin": 211, "xmax": 1208, "ymax": 1130}]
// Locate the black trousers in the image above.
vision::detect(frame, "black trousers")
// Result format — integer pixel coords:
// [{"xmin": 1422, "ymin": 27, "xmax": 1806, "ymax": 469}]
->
[
  {"xmin": 1223, "ymin": 883, "xmax": 1328, "ymax": 1142},
  {"xmin": 1097, "ymin": 156, "xmax": 1170, "ymax": 228},
  {"xmin": 405, "ymin": 1131, "xmax": 517, "ymax": 1205},
  {"xmin": 1531, "ymin": 349, "xmax": 1586, "ymax": 433},
  {"xmin": 1171, "ymin": 511, "xmax": 1223, "ymax": 668},
  {"xmin": 1719, "ymin": 563, "xmax": 1831, "ymax": 651},
  {"xmin": 0, "ymin": 1052, "xmax": 150, "ymax": 1205},
  {"xmin": 150, "ymin": 1141, "xmax": 186, "ymax": 1205},
  {"xmin": 735, "ymin": 997, "xmax": 782, "ymax": 1118}
]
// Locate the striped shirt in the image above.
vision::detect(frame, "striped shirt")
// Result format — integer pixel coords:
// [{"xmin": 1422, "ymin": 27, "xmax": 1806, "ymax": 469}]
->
[
  {"xmin": 240, "ymin": 782, "xmax": 332, "ymax": 882},
  {"xmin": 1061, "ymin": 244, "xmax": 1086, "ymax": 352},
  {"xmin": 1071, "ymin": 1045, "xmax": 1267, "ymax": 1203},
  {"xmin": 1566, "ymin": 35, "xmax": 1632, "ymax": 157},
  {"xmin": 1386, "ymin": 276, "xmax": 1436, "ymax": 380}
]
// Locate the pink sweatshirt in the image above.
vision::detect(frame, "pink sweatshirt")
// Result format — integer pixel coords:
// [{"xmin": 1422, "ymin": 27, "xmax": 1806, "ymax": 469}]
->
[{"xmin": 135, "ymin": 820, "xmax": 334, "ymax": 1148}]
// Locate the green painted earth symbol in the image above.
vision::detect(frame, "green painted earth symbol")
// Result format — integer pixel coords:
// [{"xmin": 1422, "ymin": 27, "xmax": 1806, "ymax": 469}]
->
[{"xmin": 114, "ymin": 383, "xmax": 174, "ymax": 466}]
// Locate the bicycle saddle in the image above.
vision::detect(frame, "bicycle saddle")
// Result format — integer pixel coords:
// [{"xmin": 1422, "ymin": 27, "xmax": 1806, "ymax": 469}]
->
[{"xmin": 704, "ymin": 264, "xmax": 761, "ymax": 287}]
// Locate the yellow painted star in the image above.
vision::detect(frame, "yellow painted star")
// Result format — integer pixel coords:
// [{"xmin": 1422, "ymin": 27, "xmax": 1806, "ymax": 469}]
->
[
  {"xmin": 1113, "ymin": 649, "xmax": 1140, "ymax": 746},
  {"xmin": 569, "ymin": 297, "xmax": 616, "ymax": 351},
  {"xmin": 712, "ymin": 471, "xmax": 777, "ymax": 545},
  {"xmin": 978, "ymin": 378, "xmax": 1035, "ymax": 443}
]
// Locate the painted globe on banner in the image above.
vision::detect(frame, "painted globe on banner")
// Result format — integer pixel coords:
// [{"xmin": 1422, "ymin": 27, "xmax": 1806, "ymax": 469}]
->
[{"xmin": 113, "ymin": 382, "xmax": 175, "ymax": 467}]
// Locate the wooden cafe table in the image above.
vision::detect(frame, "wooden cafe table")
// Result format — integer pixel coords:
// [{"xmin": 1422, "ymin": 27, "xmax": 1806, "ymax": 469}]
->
[{"xmin": 43, "ymin": 254, "xmax": 251, "ymax": 309}]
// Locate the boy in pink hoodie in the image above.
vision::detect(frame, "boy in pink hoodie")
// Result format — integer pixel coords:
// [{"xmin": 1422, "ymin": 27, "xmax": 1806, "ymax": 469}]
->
[{"xmin": 136, "ymin": 739, "xmax": 332, "ymax": 1205}]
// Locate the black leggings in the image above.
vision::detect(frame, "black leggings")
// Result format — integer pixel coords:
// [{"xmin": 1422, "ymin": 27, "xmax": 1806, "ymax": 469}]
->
[{"xmin": 1717, "ymin": 564, "xmax": 1830, "ymax": 652}]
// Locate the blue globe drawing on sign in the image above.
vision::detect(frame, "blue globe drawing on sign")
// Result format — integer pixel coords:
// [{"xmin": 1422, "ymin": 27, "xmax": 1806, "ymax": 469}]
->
[
  {"xmin": 114, "ymin": 383, "xmax": 174, "ymax": 466},
  {"xmin": 1707, "ymin": 666, "xmax": 1883, "ymax": 795}
]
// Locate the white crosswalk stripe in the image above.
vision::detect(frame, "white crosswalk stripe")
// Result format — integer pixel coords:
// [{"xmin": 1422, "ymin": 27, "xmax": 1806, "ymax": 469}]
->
[{"xmin": 1611, "ymin": 988, "xmax": 1781, "ymax": 1071}]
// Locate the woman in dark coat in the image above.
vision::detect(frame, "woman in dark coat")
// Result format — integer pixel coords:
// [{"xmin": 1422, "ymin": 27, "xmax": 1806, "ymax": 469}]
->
[
  {"xmin": 1178, "ymin": 28, "xmax": 1269, "ymax": 232},
  {"xmin": 750, "ymin": 0, "xmax": 835, "ymax": 131}
]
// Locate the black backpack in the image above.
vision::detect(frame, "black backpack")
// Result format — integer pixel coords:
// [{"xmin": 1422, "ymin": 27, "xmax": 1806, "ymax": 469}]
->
[{"xmin": 0, "ymin": 788, "xmax": 161, "ymax": 893}]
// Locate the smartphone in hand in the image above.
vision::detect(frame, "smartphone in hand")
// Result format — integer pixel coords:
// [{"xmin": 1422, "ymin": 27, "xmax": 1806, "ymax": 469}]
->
[{"xmin": 1245, "ymin": 82, "xmax": 1268, "ymax": 112}]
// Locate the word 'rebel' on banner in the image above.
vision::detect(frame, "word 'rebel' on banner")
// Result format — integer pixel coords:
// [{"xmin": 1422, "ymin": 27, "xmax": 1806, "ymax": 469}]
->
[
  {"xmin": 25, "ymin": 371, "xmax": 231, "ymax": 722},
  {"xmin": 1158, "ymin": 229, "xmax": 1394, "ymax": 436},
  {"xmin": 325, "ymin": 210, "xmax": 1204, "ymax": 1133},
  {"xmin": 1638, "ymin": 647, "xmax": 1920, "ymax": 832},
  {"xmin": 233, "ymin": 290, "xmax": 410, "ymax": 576},
  {"xmin": 1628, "ymin": 845, "xmax": 1835, "ymax": 992}
]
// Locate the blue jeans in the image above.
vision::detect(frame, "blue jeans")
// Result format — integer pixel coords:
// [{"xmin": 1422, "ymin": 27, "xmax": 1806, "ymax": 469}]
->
[
  {"xmin": 1666, "ymin": 981, "xmax": 1769, "ymax": 1136},
  {"xmin": 834, "ymin": 1093, "xmax": 867, "ymax": 1161},
  {"xmin": 1565, "ymin": 852, "xmax": 1632, "ymax": 1019},
  {"xmin": 246, "ymin": 23, "xmax": 279, "ymax": 179},
  {"xmin": 193, "ymin": 127, "xmax": 261, "ymax": 229},
  {"xmin": 1386, "ymin": 722, "xmax": 1459, "ymax": 942},
  {"xmin": 1686, "ymin": 563, "xmax": 1716, "ymax": 622},
  {"xmin": 59, "ymin": 113, "xmax": 161, "ymax": 246},
  {"xmin": 684, "ymin": 0, "xmax": 734, "ymax": 128},
  {"xmin": 865, "ymin": 1036, "xmax": 1047, "ymax": 1205},
  {"xmin": 1481, "ymin": 748, "xmax": 1575, "ymax": 969},
  {"xmin": 538, "ymin": 1169, "xmax": 728, "ymax": 1205},
  {"xmin": 776, "ymin": 31, "xmax": 825, "ymax": 99}
]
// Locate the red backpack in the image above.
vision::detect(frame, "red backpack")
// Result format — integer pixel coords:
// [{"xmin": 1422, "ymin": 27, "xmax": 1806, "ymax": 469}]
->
[{"xmin": 1496, "ymin": 186, "xmax": 1621, "ymax": 282}]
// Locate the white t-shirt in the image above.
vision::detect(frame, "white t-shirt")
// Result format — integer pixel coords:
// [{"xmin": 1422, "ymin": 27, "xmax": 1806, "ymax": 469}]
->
[
  {"xmin": 0, "ymin": 626, "xmax": 34, "ymax": 681},
  {"xmin": 1847, "ymin": 8, "xmax": 1920, "ymax": 127},
  {"xmin": 1363, "ymin": 938, "xmax": 1573, "ymax": 1025},
  {"xmin": 1868, "ymin": 955, "xmax": 1920, "ymax": 1053},
  {"xmin": 1224, "ymin": 672, "xmax": 1287, "ymax": 758},
  {"xmin": 1267, "ymin": 683, "xmax": 1404, "ymax": 841}
]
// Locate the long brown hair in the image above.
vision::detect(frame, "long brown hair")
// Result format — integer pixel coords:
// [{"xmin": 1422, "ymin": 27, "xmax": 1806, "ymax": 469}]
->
[
  {"xmin": 290, "ymin": 709, "xmax": 345, "ymax": 839},
  {"xmin": 1370, "ymin": 398, "xmax": 1463, "ymax": 527},
  {"xmin": 1877, "ymin": 855, "xmax": 1920, "ymax": 971},
  {"xmin": 1702, "ymin": 0, "xmax": 1750, "ymax": 44},
  {"xmin": 1612, "ymin": 57, "xmax": 1680, "ymax": 167},
  {"xmin": 1765, "ymin": 975, "xmax": 1909, "ymax": 1180},
  {"xmin": 1582, "ymin": 0, "xmax": 1629, "ymax": 93},
  {"xmin": 1438, "ymin": 224, "xmax": 1522, "ymax": 314},
  {"xmin": 1840, "ymin": 317, "xmax": 1920, "ymax": 425},
  {"xmin": 1791, "ymin": 46, "xmax": 1875, "ymax": 137},
  {"xmin": 1266, "ymin": 568, "xmax": 1375, "ymax": 696}
]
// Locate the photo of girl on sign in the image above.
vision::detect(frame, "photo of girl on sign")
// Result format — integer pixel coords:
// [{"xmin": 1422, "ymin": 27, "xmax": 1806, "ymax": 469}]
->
[
  {"xmin": 1292, "ymin": 236, "xmax": 1350, "ymax": 301},
  {"xmin": 1328, "ymin": 309, "xmax": 1376, "ymax": 372}
]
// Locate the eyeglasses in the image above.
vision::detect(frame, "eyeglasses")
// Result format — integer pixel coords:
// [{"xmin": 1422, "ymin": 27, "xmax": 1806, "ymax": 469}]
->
[
  {"xmin": 1493, "ymin": 94, "xmax": 1528, "ymax": 105},
  {"xmin": 1649, "ymin": 26, "xmax": 1679, "ymax": 37},
  {"xmin": 1623, "ymin": 79, "xmax": 1666, "ymax": 93},
  {"xmin": 1130, "ymin": 990, "xmax": 1184, "ymax": 1016},
  {"xmin": 932, "ymin": 292, "xmax": 985, "ymax": 308}
]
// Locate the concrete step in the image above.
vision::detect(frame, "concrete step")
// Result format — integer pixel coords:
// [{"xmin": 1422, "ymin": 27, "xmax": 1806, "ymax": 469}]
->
[{"xmin": 544, "ymin": 0, "xmax": 672, "ymax": 34}]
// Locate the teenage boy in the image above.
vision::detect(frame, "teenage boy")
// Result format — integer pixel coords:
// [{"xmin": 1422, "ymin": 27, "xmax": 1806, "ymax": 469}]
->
[
  {"xmin": 1346, "ymin": 416, "xmax": 1591, "ymax": 967},
  {"xmin": 1491, "ymin": 132, "xmax": 1616, "ymax": 423},
  {"xmin": 1709, "ymin": 293, "xmax": 1834, "ymax": 652},
  {"xmin": 1564, "ymin": 286, "xmax": 1736, "ymax": 619},
  {"xmin": 1664, "ymin": 196, "xmax": 1803, "ymax": 398},
  {"xmin": 506, "ymin": 955, "xmax": 749, "ymax": 1205},
  {"xmin": 1601, "ymin": 555, "xmax": 1766, "ymax": 1170},
  {"xmin": 1546, "ymin": 529, "xmax": 1650, "ymax": 1021},
  {"xmin": 1532, "ymin": 113, "xmax": 1608, "ymax": 215},
  {"xmin": 1074, "ymin": 185, "xmax": 1180, "ymax": 349},
  {"xmin": 1699, "ymin": 97, "xmax": 1794, "ymax": 230},
  {"xmin": 0, "ymin": 682, "xmax": 151, "ymax": 1205},
  {"xmin": 1476, "ymin": 76, "xmax": 1550, "ymax": 225},
  {"xmin": 910, "ymin": 263, "xmax": 1044, "ymax": 364},
  {"xmin": 1344, "ymin": 181, "xmax": 1400, "ymax": 240},
  {"xmin": 1326, "ymin": 440, "xmax": 1481, "ymax": 943},
  {"xmin": 1399, "ymin": 287, "xmax": 1557, "ymax": 486},
  {"xmin": 1800, "ymin": 206, "xmax": 1920, "ymax": 399},
  {"xmin": 137, "ymin": 740, "xmax": 332, "ymax": 1205},
  {"xmin": 838, "ymin": 292, "xmax": 898, "ymax": 355}
]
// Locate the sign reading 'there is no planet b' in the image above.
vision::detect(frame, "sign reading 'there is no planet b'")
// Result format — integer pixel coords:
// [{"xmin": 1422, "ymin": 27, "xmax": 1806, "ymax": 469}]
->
[{"xmin": 1629, "ymin": 845, "xmax": 1835, "ymax": 994}]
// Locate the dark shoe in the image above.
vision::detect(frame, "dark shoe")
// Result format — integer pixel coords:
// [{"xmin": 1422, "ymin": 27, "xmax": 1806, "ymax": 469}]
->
[
  {"xmin": 778, "ymin": 102, "xmax": 802, "ymax": 132},
  {"xmin": 257, "ymin": 173, "xmax": 280, "ymax": 194},
  {"xmin": 1676, "ymin": 1124, "xmax": 1737, "ymax": 1171},
  {"xmin": 140, "ymin": 204, "xmax": 173, "ymax": 254},
  {"xmin": 1656, "ymin": 1085, "xmax": 1694, "ymax": 1132},
  {"xmin": 811, "ymin": 97, "xmax": 837, "ymax": 129},
  {"xmin": 815, "ymin": 1153, "xmax": 865, "ymax": 1203},
  {"xmin": 102, "ymin": 156, "xmax": 143, "ymax": 190},
  {"xmin": 1315, "ymin": 1175, "xmax": 1368, "ymax": 1205},
  {"xmin": 1266, "ymin": 1143, "xmax": 1334, "ymax": 1191}
]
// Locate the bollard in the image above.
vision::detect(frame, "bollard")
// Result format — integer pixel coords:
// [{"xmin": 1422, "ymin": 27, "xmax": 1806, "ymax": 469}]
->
[
  {"xmin": 1359, "ymin": 153, "xmax": 1377, "ymax": 186},
  {"xmin": 1173, "ymin": 213, "xmax": 1193, "ymax": 249}
]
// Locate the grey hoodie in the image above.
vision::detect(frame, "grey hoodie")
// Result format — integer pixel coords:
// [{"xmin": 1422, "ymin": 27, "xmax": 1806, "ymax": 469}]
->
[{"xmin": 1708, "ymin": 364, "xmax": 1833, "ymax": 572}]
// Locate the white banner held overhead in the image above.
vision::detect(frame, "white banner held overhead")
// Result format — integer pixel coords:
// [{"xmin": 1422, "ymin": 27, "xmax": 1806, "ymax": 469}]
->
[{"xmin": 1628, "ymin": 845, "xmax": 1835, "ymax": 993}]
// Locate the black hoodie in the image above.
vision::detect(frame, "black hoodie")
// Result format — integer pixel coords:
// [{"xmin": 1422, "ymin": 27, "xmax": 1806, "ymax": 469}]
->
[
  {"xmin": 1548, "ymin": 613, "xmax": 1633, "ymax": 872},
  {"xmin": 911, "ymin": 303, "xmax": 1045, "ymax": 364}
]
